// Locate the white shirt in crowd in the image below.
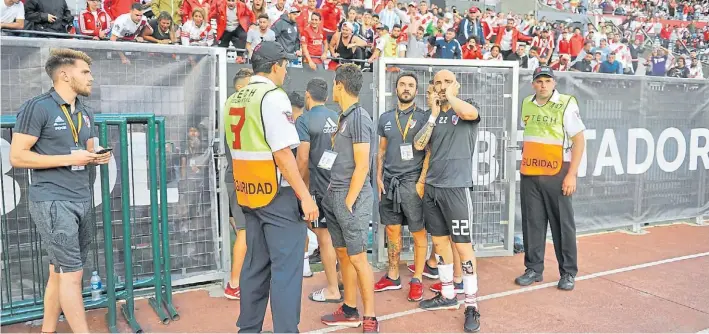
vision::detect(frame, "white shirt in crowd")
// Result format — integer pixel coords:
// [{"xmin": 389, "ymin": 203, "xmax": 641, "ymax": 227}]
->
[
  {"xmin": 247, "ymin": 28, "xmax": 276, "ymax": 50},
  {"xmin": 267, "ymin": 5, "xmax": 287, "ymax": 24},
  {"xmin": 499, "ymin": 29, "xmax": 514, "ymax": 51},
  {"xmin": 180, "ymin": 20, "xmax": 214, "ymax": 46},
  {"xmin": 112, "ymin": 13, "xmax": 151, "ymax": 40},
  {"xmin": 0, "ymin": 0, "xmax": 24, "ymax": 24},
  {"xmin": 226, "ymin": 7, "xmax": 239, "ymax": 32}
]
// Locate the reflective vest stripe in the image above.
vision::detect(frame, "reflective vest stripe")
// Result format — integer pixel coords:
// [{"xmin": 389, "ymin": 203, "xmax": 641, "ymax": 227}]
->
[
  {"xmin": 229, "ymin": 150, "xmax": 274, "ymax": 160},
  {"xmin": 522, "ymin": 135, "xmax": 564, "ymax": 145}
]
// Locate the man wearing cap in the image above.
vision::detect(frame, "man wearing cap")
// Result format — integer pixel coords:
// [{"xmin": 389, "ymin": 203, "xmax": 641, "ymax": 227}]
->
[
  {"xmin": 225, "ymin": 41, "xmax": 318, "ymax": 333},
  {"xmin": 456, "ymin": 7, "xmax": 484, "ymax": 46},
  {"xmin": 515, "ymin": 66, "xmax": 585, "ymax": 292}
]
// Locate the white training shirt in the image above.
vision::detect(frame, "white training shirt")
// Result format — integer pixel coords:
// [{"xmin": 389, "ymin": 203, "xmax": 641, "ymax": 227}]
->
[
  {"xmin": 111, "ymin": 13, "xmax": 150, "ymax": 40},
  {"xmin": 0, "ymin": 1, "xmax": 24, "ymax": 24},
  {"xmin": 522, "ymin": 90, "xmax": 586, "ymax": 162},
  {"xmin": 250, "ymin": 75, "xmax": 300, "ymax": 186}
]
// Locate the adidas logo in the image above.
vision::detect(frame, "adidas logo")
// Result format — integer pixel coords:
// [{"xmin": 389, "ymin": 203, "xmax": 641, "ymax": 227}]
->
[
  {"xmin": 323, "ymin": 118, "xmax": 338, "ymax": 134},
  {"xmin": 384, "ymin": 121, "xmax": 392, "ymax": 131},
  {"xmin": 54, "ymin": 116, "xmax": 64, "ymax": 124}
]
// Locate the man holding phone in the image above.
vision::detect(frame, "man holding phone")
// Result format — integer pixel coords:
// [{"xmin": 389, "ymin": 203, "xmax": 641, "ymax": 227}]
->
[{"xmin": 10, "ymin": 48, "xmax": 112, "ymax": 334}]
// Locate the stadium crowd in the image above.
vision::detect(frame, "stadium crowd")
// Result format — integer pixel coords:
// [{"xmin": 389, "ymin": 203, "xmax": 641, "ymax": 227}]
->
[{"xmin": 1, "ymin": 0, "xmax": 706, "ymax": 77}]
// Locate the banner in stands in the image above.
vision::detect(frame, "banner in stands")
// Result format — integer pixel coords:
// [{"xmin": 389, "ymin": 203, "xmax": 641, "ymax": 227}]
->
[
  {"xmin": 1, "ymin": 37, "xmax": 221, "ymax": 303},
  {"xmin": 227, "ymin": 64, "xmax": 708, "ymax": 234}
]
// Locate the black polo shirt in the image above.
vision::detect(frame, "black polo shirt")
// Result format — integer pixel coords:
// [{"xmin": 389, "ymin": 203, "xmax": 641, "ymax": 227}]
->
[{"xmin": 14, "ymin": 88, "xmax": 96, "ymax": 202}]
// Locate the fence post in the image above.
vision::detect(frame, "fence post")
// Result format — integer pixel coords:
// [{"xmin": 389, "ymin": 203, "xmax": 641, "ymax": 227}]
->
[
  {"xmin": 146, "ymin": 117, "xmax": 169, "ymax": 325},
  {"xmin": 156, "ymin": 117, "xmax": 179, "ymax": 320},
  {"xmin": 98, "ymin": 122, "xmax": 118, "ymax": 333},
  {"xmin": 116, "ymin": 120, "xmax": 142, "ymax": 333}
]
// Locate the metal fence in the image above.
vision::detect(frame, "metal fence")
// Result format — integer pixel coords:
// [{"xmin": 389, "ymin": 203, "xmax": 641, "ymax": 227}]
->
[{"xmin": 0, "ymin": 37, "xmax": 228, "ymax": 326}]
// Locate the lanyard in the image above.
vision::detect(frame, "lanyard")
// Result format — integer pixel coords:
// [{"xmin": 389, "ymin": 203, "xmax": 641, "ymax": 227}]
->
[
  {"xmin": 60, "ymin": 105, "xmax": 82, "ymax": 147},
  {"xmin": 395, "ymin": 108, "xmax": 414, "ymax": 143}
]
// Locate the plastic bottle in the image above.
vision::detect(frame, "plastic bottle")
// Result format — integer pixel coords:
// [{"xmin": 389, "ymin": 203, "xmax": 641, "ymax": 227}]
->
[{"xmin": 90, "ymin": 271, "xmax": 102, "ymax": 301}]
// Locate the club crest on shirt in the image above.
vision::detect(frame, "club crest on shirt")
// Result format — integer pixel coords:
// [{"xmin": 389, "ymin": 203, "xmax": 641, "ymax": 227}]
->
[
  {"xmin": 452, "ymin": 115, "xmax": 459, "ymax": 125},
  {"xmin": 340, "ymin": 121, "xmax": 347, "ymax": 133},
  {"xmin": 284, "ymin": 110, "xmax": 295, "ymax": 124},
  {"xmin": 408, "ymin": 119, "xmax": 417, "ymax": 128},
  {"xmin": 83, "ymin": 114, "xmax": 91, "ymax": 128}
]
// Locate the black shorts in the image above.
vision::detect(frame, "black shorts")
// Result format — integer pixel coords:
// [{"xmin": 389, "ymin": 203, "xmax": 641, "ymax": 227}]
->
[
  {"xmin": 298, "ymin": 194, "xmax": 328, "ymax": 228},
  {"xmin": 422, "ymin": 185, "xmax": 474, "ymax": 244},
  {"xmin": 379, "ymin": 180, "xmax": 424, "ymax": 232}
]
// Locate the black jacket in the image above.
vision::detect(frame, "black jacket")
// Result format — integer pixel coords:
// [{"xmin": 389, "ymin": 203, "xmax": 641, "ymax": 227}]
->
[{"xmin": 24, "ymin": 0, "xmax": 73, "ymax": 33}]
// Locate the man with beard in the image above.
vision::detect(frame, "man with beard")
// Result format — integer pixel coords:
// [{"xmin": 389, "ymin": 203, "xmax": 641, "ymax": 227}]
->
[
  {"xmin": 10, "ymin": 49, "xmax": 112, "ymax": 333},
  {"xmin": 373, "ymin": 73, "xmax": 430, "ymax": 302},
  {"xmin": 413, "ymin": 69, "xmax": 482, "ymax": 333}
]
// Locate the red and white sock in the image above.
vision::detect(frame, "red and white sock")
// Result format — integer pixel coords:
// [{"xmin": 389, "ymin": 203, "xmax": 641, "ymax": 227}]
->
[
  {"xmin": 439, "ymin": 263, "xmax": 455, "ymax": 299},
  {"xmin": 463, "ymin": 274, "xmax": 479, "ymax": 308}
]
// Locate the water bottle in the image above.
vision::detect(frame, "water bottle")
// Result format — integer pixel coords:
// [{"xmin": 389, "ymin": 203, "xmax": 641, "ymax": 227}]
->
[{"xmin": 90, "ymin": 271, "xmax": 102, "ymax": 301}]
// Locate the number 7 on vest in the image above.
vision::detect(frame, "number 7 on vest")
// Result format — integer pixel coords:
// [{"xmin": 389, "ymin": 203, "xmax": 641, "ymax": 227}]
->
[{"xmin": 229, "ymin": 107, "xmax": 246, "ymax": 149}]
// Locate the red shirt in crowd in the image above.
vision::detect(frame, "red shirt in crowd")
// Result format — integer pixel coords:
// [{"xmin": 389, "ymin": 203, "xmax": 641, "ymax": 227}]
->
[
  {"xmin": 296, "ymin": 6, "xmax": 316, "ymax": 31},
  {"xmin": 660, "ymin": 26, "xmax": 672, "ymax": 40},
  {"xmin": 318, "ymin": 0, "xmax": 341, "ymax": 34},
  {"xmin": 79, "ymin": 8, "xmax": 112, "ymax": 37},
  {"xmin": 104, "ymin": 0, "xmax": 136, "ymax": 20},
  {"xmin": 301, "ymin": 25, "xmax": 326, "ymax": 63},
  {"xmin": 209, "ymin": 0, "xmax": 254, "ymax": 41},
  {"xmin": 569, "ymin": 33, "xmax": 584, "ymax": 57},
  {"xmin": 182, "ymin": 0, "xmax": 211, "ymax": 24},
  {"xmin": 557, "ymin": 37, "xmax": 570, "ymax": 55},
  {"xmin": 462, "ymin": 45, "xmax": 483, "ymax": 59}
]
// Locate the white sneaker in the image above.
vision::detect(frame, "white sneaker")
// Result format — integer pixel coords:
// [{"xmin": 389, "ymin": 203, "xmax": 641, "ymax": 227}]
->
[{"xmin": 303, "ymin": 256, "xmax": 313, "ymax": 277}]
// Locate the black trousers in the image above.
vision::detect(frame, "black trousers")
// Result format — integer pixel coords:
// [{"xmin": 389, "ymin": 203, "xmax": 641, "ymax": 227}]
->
[
  {"xmin": 520, "ymin": 163, "xmax": 578, "ymax": 276},
  {"xmin": 219, "ymin": 25, "xmax": 247, "ymax": 49}
]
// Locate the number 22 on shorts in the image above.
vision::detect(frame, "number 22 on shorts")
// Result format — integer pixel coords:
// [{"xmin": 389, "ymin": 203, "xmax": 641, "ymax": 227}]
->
[
  {"xmin": 451, "ymin": 219, "xmax": 470, "ymax": 236},
  {"xmin": 229, "ymin": 107, "xmax": 246, "ymax": 149}
]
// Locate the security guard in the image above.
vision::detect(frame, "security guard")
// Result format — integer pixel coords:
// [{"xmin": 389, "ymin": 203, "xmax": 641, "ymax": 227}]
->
[
  {"xmin": 515, "ymin": 66, "xmax": 586, "ymax": 291},
  {"xmin": 225, "ymin": 41, "xmax": 318, "ymax": 333}
]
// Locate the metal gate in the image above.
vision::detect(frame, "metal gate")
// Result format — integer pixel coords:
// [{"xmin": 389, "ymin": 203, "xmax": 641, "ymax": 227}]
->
[{"xmin": 372, "ymin": 58, "xmax": 519, "ymax": 264}]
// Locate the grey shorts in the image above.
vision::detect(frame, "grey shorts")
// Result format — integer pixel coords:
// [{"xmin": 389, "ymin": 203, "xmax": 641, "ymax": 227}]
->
[
  {"xmin": 379, "ymin": 179, "xmax": 425, "ymax": 232},
  {"xmin": 28, "ymin": 200, "xmax": 94, "ymax": 273},
  {"xmin": 323, "ymin": 186, "xmax": 373, "ymax": 256}
]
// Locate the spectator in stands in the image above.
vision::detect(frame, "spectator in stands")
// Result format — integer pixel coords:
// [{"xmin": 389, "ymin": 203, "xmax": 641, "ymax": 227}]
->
[
  {"xmin": 556, "ymin": 30, "xmax": 571, "ymax": 56},
  {"xmin": 666, "ymin": 57, "xmax": 690, "ymax": 77},
  {"xmin": 369, "ymin": 24, "xmax": 403, "ymax": 62},
  {"xmin": 429, "ymin": 28, "xmax": 462, "ymax": 59},
  {"xmin": 79, "ymin": 0, "xmax": 111, "ymax": 40},
  {"xmin": 569, "ymin": 27, "xmax": 585, "ymax": 60},
  {"xmin": 378, "ymin": 0, "xmax": 403, "ymax": 31},
  {"xmin": 339, "ymin": 7, "xmax": 362, "ymax": 36},
  {"xmin": 494, "ymin": 17, "xmax": 532, "ymax": 59},
  {"xmin": 247, "ymin": 14, "xmax": 275, "ymax": 57},
  {"xmin": 111, "ymin": 3, "xmax": 152, "ymax": 42},
  {"xmin": 526, "ymin": 46, "xmax": 541, "ymax": 70},
  {"xmin": 328, "ymin": 21, "xmax": 367, "ymax": 68},
  {"xmin": 483, "ymin": 44, "xmax": 503, "ymax": 60},
  {"xmin": 507, "ymin": 44, "xmax": 530, "ymax": 67},
  {"xmin": 646, "ymin": 47, "xmax": 671, "ymax": 76},
  {"xmin": 404, "ymin": 26, "xmax": 427, "ymax": 58},
  {"xmin": 267, "ymin": 0, "xmax": 287, "ymax": 24},
  {"xmin": 570, "ymin": 52, "xmax": 594, "ymax": 72},
  {"xmin": 210, "ymin": 0, "xmax": 255, "ymax": 49},
  {"xmin": 301, "ymin": 11, "xmax": 327, "ymax": 70},
  {"xmin": 251, "ymin": 0, "xmax": 267, "ymax": 19},
  {"xmin": 319, "ymin": 0, "xmax": 343, "ymax": 42},
  {"xmin": 24, "ymin": 0, "xmax": 73, "ymax": 34},
  {"xmin": 181, "ymin": 7, "xmax": 215, "ymax": 46},
  {"xmin": 462, "ymin": 36, "xmax": 483, "ymax": 59},
  {"xmin": 599, "ymin": 52, "xmax": 623, "ymax": 74},
  {"xmin": 530, "ymin": 29, "xmax": 554, "ymax": 64},
  {"xmin": 144, "ymin": 11, "xmax": 178, "ymax": 44},
  {"xmin": 181, "ymin": 0, "xmax": 211, "ymax": 24},
  {"xmin": 104, "ymin": 0, "xmax": 135, "ymax": 20},
  {"xmin": 296, "ymin": 0, "xmax": 317, "ymax": 31},
  {"xmin": 0, "ymin": 0, "xmax": 25, "ymax": 32},
  {"xmin": 628, "ymin": 38, "xmax": 644, "ymax": 74},
  {"xmin": 592, "ymin": 38, "xmax": 611, "ymax": 60},
  {"xmin": 456, "ymin": 7, "xmax": 484, "ymax": 46},
  {"xmin": 550, "ymin": 54, "xmax": 572, "ymax": 71},
  {"xmin": 271, "ymin": 6, "xmax": 301, "ymax": 58},
  {"xmin": 151, "ymin": 0, "xmax": 184, "ymax": 25},
  {"xmin": 688, "ymin": 56, "xmax": 704, "ymax": 78}
]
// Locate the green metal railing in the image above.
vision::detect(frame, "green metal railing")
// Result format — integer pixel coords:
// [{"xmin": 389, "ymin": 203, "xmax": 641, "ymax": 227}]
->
[{"xmin": 0, "ymin": 114, "xmax": 179, "ymax": 332}]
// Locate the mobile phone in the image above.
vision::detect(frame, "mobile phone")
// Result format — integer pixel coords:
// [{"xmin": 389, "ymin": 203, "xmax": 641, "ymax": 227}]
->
[{"xmin": 95, "ymin": 148, "xmax": 113, "ymax": 154}]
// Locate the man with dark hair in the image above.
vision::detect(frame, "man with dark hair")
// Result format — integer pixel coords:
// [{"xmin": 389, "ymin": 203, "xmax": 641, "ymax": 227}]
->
[
  {"xmin": 320, "ymin": 64, "xmax": 379, "ymax": 332},
  {"xmin": 413, "ymin": 69, "xmax": 482, "ymax": 333},
  {"xmin": 295, "ymin": 78, "xmax": 343, "ymax": 304},
  {"xmin": 373, "ymin": 72, "xmax": 431, "ymax": 302},
  {"xmin": 10, "ymin": 48, "xmax": 112, "ymax": 334},
  {"xmin": 223, "ymin": 67, "xmax": 253, "ymax": 301},
  {"xmin": 225, "ymin": 41, "xmax": 318, "ymax": 333}
]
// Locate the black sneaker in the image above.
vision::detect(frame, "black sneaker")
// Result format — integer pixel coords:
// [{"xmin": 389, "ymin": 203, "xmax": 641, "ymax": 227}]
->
[
  {"xmin": 309, "ymin": 248, "xmax": 322, "ymax": 264},
  {"xmin": 558, "ymin": 273, "xmax": 575, "ymax": 291},
  {"xmin": 463, "ymin": 306, "xmax": 481, "ymax": 333},
  {"xmin": 419, "ymin": 292, "xmax": 459, "ymax": 311},
  {"xmin": 515, "ymin": 269, "xmax": 543, "ymax": 286}
]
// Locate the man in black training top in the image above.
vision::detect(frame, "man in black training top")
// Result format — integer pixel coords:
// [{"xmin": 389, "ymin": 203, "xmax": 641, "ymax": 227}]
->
[
  {"xmin": 319, "ymin": 63, "xmax": 379, "ymax": 333},
  {"xmin": 295, "ymin": 79, "xmax": 343, "ymax": 301},
  {"xmin": 413, "ymin": 69, "xmax": 483, "ymax": 333},
  {"xmin": 373, "ymin": 72, "xmax": 431, "ymax": 303}
]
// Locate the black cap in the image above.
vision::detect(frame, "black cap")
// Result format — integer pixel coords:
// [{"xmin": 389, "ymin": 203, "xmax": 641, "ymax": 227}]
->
[
  {"xmin": 251, "ymin": 41, "xmax": 295, "ymax": 67},
  {"xmin": 533, "ymin": 66, "xmax": 554, "ymax": 80}
]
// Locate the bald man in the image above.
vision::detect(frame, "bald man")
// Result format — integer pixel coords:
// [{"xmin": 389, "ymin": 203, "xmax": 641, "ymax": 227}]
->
[{"xmin": 412, "ymin": 70, "xmax": 482, "ymax": 333}]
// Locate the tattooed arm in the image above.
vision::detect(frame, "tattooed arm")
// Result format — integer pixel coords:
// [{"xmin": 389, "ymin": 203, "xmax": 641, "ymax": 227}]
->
[
  {"xmin": 415, "ymin": 146, "xmax": 431, "ymax": 198},
  {"xmin": 414, "ymin": 86, "xmax": 441, "ymax": 151}
]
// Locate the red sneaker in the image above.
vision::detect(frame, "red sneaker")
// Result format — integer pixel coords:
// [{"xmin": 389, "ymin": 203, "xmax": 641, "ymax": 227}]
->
[
  {"xmin": 363, "ymin": 316, "xmax": 380, "ymax": 333},
  {"xmin": 321, "ymin": 306, "xmax": 362, "ymax": 327},
  {"xmin": 224, "ymin": 282, "xmax": 240, "ymax": 300},
  {"xmin": 408, "ymin": 280, "xmax": 424, "ymax": 302},
  {"xmin": 430, "ymin": 281, "xmax": 464, "ymax": 294},
  {"xmin": 373, "ymin": 275, "xmax": 402, "ymax": 292}
]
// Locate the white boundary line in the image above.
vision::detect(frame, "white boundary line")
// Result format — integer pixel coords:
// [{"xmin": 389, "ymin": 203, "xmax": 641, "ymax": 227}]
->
[{"xmin": 307, "ymin": 251, "xmax": 709, "ymax": 333}]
